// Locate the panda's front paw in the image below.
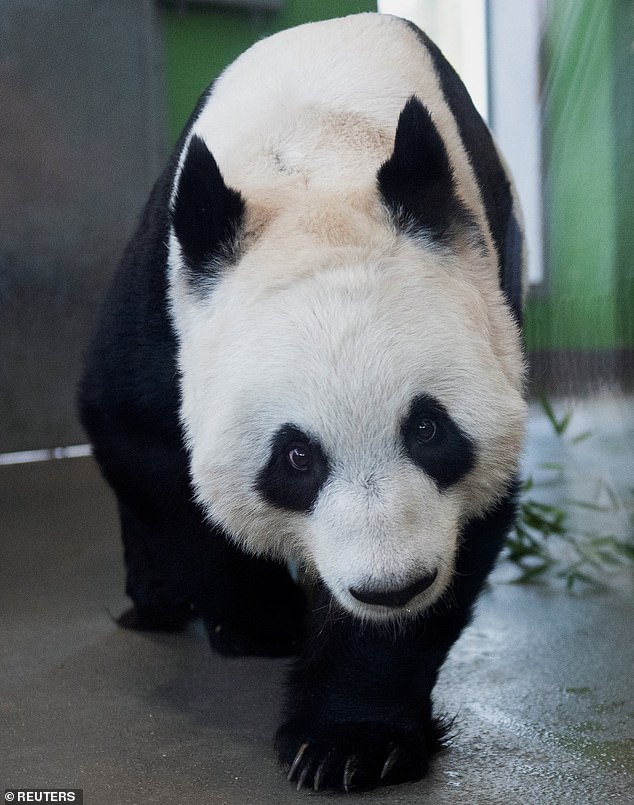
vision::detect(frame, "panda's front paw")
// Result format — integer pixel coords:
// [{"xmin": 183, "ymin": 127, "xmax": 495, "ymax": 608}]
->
[{"xmin": 275, "ymin": 719, "xmax": 443, "ymax": 792}]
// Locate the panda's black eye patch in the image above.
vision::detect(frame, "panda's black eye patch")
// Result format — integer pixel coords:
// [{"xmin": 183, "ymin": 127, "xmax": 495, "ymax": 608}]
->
[
  {"xmin": 401, "ymin": 395, "xmax": 476, "ymax": 489},
  {"xmin": 256, "ymin": 425, "xmax": 330, "ymax": 512}
]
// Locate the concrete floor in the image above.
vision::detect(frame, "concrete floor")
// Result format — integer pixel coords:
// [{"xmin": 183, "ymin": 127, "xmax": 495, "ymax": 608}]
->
[{"xmin": 1, "ymin": 397, "xmax": 633, "ymax": 804}]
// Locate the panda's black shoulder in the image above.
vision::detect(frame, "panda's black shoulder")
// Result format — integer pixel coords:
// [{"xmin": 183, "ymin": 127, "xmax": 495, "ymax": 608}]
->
[{"xmin": 400, "ymin": 19, "xmax": 523, "ymax": 324}]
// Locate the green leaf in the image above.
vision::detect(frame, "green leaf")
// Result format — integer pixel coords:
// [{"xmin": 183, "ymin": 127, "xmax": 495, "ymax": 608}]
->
[
  {"xmin": 511, "ymin": 563, "xmax": 551, "ymax": 584},
  {"xmin": 606, "ymin": 541, "xmax": 634, "ymax": 561},
  {"xmin": 594, "ymin": 549, "xmax": 624, "ymax": 567},
  {"xmin": 566, "ymin": 569, "xmax": 600, "ymax": 588},
  {"xmin": 564, "ymin": 498, "xmax": 612, "ymax": 513},
  {"xmin": 538, "ymin": 392, "xmax": 573, "ymax": 436},
  {"xmin": 571, "ymin": 430, "xmax": 593, "ymax": 444},
  {"xmin": 503, "ymin": 412, "xmax": 632, "ymax": 592},
  {"xmin": 596, "ymin": 480, "xmax": 624, "ymax": 511},
  {"xmin": 538, "ymin": 462, "xmax": 566, "ymax": 472}
]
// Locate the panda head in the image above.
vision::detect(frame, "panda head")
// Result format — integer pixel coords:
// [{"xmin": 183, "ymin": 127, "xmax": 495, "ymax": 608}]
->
[{"xmin": 168, "ymin": 97, "xmax": 526, "ymax": 623}]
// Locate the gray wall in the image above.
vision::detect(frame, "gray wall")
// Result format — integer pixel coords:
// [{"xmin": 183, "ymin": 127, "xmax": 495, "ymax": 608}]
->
[{"xmin": 0, "ymin": 0, "xmax": 167, "ymax": 452}]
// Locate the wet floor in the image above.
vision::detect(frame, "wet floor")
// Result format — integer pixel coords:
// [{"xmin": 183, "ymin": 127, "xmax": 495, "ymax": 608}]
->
[{"xmin": 1, "ymin": 396, "xmax": 632, "ymax": 804}]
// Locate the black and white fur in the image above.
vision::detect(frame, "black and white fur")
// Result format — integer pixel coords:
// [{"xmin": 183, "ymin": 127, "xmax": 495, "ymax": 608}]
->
[{"xmin": 79, "ymin": 13, "xmax": 526, "ymax": 793}]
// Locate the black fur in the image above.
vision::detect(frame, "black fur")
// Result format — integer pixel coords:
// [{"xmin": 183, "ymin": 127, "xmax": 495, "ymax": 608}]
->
[
  {"xmin": 256, "ymin": 425, "xmax": 330, "ymax": 512},
  {"xmin": 276, "ymin": 483, "xmax": 519, "ymax": 792},
  {"xmin": 402, "ymin": 19, "xmax": 523, "ymax": 324},
  {"xmin": 171, "ymin": 135, "xmax": 245, "ymax": 288},
  {"xmin": 378, "ymin": 96, "xmax": 478, "ymax": 245},
  {"xmin": 401, "ymin": 394, "xmax": 476, "ymax": 489}
]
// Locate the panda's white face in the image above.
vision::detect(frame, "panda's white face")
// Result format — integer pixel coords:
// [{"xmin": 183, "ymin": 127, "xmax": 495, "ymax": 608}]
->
[
  {"xmin": 171, "ymin": 226, "xmax": 526, "ymax": 622},
  {"xmin": 167, "ymin": 30, "xmax": 527, "ymax": 621}
]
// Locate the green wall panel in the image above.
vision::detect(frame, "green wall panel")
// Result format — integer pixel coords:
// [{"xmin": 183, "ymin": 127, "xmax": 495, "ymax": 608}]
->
[
  {"xmin": 613, "ymin": 0, "xmax": 634, "ymax": 350},
  {"xmin": 525, "ymin": 0, "xmax": 633, "ymax": 352}
]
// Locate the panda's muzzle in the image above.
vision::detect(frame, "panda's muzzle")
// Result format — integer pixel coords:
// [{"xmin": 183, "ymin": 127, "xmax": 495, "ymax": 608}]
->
[{"xmin": 348, "ymin": 569, "xmax": 438, "ymax": 608}]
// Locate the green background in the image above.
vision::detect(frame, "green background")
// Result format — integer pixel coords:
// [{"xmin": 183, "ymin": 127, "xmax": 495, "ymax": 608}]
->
[{"xmin": 528, "ymin": 0, "xmax": 633, "ymax": 353}]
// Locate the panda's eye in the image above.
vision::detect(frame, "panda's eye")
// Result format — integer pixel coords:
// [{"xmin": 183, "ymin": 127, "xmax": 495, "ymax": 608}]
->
[
  {"xmin": 287, "ymin": 443, "xmax": 311, "ymax": 472},
  {"xmin": 257, "ymin": 425, "xmax": 330, "ymax": 512},
  {"xmin": 416, "ymin": 418, "xmax": 437, "ymax": 443}
]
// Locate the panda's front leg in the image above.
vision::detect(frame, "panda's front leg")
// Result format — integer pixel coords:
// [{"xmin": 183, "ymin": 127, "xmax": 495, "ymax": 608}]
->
[
  {"xmin": 275, "ymin": 588, "xmax": 452, "ymax": 792},
  {"xmin": 275, "ymin": 485, "xmax": 518, "ymax": 791}
]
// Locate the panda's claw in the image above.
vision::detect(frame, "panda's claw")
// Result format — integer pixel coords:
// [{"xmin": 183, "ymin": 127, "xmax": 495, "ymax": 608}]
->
[
  {"xmin": 343, "ymin": 755, "xmax": 358, "ymax": 792},
  {"xmin": 287, "ymin": 742, "xmax": 309, "ymax": 782},
  {"xmin": 296, "ymin": 760, "xmax": 311, "ymax": 792},
  {"xmin": 313, "ymin": 750, "xmax": 333, "ymax": 792},
  {"xmin": 381, "ymin": 743, "xmax": 400, "ymax": 780},
  {"xmin": 277, "ymin": 719, "xmax": 438, "ymax": 792}
]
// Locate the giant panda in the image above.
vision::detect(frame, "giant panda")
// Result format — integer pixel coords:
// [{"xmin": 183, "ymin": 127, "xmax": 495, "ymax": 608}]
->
[{"xmin": 79, "ymin": 12, "xmax": 526, "ymax": 793}]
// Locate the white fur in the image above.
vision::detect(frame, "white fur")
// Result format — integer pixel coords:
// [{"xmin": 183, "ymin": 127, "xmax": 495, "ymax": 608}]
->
[
  {"xmin": 173, "ymin": 13, "xmax": 495, "ymax": 265},
  {"xmin": 167, "ymin": 14, "xmax": 527, "ymax": 621}
]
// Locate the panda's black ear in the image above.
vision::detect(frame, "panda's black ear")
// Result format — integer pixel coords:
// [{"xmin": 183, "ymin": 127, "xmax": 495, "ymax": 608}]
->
[
  {"xmin": 377, "ymin": 96, "xmax": 477, "ymax": 244},
  {"xmin": 171, "ymin": 135, "xmax": 245, "ymax": 282}
]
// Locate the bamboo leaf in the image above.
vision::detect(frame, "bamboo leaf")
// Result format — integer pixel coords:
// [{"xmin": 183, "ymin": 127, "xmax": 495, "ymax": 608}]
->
[
  {"xmin": 538, "ymin": 392, "xmax": 578, "ymax": 436},
  {"xmin": 571, "ymin": 430, "xmax": 592, "ymax": 444},
  {"xmin": 511, "ymin": 563, "xmax": 551, "ymax": 584},
  {"xmin": 564, "ymin": 498, "xmax": 612, "ymax": 512}
]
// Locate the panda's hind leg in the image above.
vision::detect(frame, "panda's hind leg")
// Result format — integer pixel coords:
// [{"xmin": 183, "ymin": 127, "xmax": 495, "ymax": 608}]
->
[
  {"xmin": 86, "ymin": 417, "xmax": 305, "ymax": 654},
  {"xmin": 115, "ymin": 495, "xmax": 307, "ymax": 656},
  {"xmin": 116, "ymin": 500, "xmax": 196, "ymax": 633}
]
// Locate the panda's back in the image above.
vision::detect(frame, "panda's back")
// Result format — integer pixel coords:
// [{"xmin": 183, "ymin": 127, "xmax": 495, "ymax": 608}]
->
[{"xmin": 183, "ymin": 13, "xmax": 486, "ymax": 239}]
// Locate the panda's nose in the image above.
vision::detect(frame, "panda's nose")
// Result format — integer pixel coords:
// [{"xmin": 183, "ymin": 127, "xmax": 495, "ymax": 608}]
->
[{"xmin": 349, "ymin": 570, "xmax": 438, "ymax": 608}]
